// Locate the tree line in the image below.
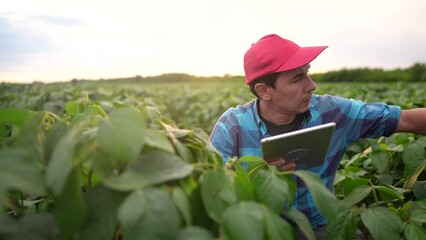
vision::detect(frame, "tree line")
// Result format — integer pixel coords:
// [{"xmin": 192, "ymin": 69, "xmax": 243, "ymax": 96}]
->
[
  {"xmin": 127, "ymin": 62, "xmax": 426, "ymax": 83},
  {"xmin": 311, "ymin": 62, "xmax": 426, "ymax": 82},
  {"xmin": 8, "ymin": 62, "xmax": 424, "ymax": 85}
]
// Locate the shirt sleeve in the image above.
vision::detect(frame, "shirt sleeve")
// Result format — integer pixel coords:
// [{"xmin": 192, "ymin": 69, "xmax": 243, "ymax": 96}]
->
[
  {"xmin": 209, "ymin": 109, "xmax": 240, "ymax": 164},
  {"xmin": 327, "ymin": 95, "xmax": 401, "ymax": 143}
]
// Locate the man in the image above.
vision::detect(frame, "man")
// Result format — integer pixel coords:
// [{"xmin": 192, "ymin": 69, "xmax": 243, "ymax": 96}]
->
[{"xmin": 209, "ymin": 34, "xmax": 426, "ymax": 239}]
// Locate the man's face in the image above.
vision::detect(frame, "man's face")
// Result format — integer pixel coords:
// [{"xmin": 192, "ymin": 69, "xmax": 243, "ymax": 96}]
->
[{"xmin": 267, "ymin": 64, "xmax": 317, "ymax": 115}]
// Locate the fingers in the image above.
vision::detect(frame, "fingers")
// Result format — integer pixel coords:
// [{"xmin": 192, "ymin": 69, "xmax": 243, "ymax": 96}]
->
[
  {"xmin": 281, "ymin": 161, "xmax": 296, "ymax": 171},
  {"xmin": 268, "ymin": 159, "xmax": 296, "ymax": 171}
]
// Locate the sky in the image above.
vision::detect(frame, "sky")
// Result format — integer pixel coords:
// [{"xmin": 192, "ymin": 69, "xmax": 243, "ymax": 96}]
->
[{"xmin": 1, "ymin": 0, "xmax": 425, "ymax": 83}]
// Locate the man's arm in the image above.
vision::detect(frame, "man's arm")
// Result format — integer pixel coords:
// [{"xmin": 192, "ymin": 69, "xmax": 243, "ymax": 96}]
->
[{"xmin": 396, "ymin": 108, "xmax": 426, "ymax": 134}]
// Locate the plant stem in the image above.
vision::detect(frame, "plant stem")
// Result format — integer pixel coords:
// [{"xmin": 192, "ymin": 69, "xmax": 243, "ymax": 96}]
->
[{"xmin": 369, "ymin": 180, "xmax": 379, "ymax": 206}]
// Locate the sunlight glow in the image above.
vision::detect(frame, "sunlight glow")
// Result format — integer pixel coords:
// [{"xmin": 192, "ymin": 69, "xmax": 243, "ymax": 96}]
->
[{"xmin": 1, "ymin": 0, "xmax": 425, "ymax": 83}]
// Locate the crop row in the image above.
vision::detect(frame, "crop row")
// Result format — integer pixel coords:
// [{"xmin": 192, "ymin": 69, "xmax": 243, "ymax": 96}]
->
[{"xmin": 0, "ymin": 80, "xmax": 425, "ymax": 239}]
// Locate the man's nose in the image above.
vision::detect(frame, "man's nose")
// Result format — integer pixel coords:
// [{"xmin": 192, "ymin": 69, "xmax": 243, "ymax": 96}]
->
[{"xmin": 306, "ymin": 77, "xmax": 317, "ymax": 92}]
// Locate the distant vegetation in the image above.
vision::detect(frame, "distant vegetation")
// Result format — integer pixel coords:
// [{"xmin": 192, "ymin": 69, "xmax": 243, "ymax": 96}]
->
[
  {"xmin": 0, "ymin": 72, "xmax": 425, "ymax": 239},
  {"xmin": 53, "ymin": 62, "xmax": 426, "ymax": 85},
  {"xmin": 312, "ymin": 62, "xmax": 426, "ymax": 82}
]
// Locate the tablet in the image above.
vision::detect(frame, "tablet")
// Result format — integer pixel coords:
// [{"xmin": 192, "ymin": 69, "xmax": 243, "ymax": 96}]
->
[{"xmin": 261, "ymin": 122, "xmax": 336, "ymax": 169}]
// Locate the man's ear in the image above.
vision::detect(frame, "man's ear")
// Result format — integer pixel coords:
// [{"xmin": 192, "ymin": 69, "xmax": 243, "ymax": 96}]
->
[{"xmin": 254, "ymin": 83, "xmax": 271, "ymax": 100}]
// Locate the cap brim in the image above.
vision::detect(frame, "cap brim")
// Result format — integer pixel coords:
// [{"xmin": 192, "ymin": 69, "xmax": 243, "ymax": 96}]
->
[{"xmin": 275, "ymin": 46, "xmax": 328, "ymax": 72}]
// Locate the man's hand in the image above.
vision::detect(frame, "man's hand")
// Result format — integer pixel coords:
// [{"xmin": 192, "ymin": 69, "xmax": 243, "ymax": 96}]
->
[{"xmin": 268, "ymin": 158, "xmax": 296, "ymax": 171}]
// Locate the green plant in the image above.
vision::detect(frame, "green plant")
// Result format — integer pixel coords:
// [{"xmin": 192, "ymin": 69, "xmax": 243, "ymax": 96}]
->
[
  {"xmin": 1, "ymin": 100, "xmax": 341, "ymax": 240},
  {"xmin": 1, "ymin": 79, "xmax": 425, "ymax": 239}
]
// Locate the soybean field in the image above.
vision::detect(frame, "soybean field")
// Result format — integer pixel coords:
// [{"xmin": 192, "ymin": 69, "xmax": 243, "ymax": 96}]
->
[{"xmin": 0, "ymin": 78, "xmax": 425, "ymax": 239}]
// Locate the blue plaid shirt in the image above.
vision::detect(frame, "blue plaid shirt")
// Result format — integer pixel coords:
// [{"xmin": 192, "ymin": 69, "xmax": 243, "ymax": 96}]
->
[{"xmin": 209, "ymin": 94, "xmax": 401, "ymax": 227}]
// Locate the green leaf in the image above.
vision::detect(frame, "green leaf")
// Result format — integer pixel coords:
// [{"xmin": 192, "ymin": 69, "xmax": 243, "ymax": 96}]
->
[
  {"xmin": 378, "ymin": 173, "xmax": 394, "ymax": 185},
  {"xmin": 334, "ymin": 171, "xmax": 346, "ymax": 185},
  {"xmin": 252, "ymin": 169, "xmax": 292, "ymax": 214},
  {"xmin": 117, "ymin": 190, "xmax": 145, "ymax": 227},
  {"xmin": 172, "ymin": 187, "xmax": 192, "ymax": 225},
  {"xmin": 222, "ymin": 202, "xmax": 265, "ymax": 240},
  {"xmin": 0, "ymin": 109, "xmax": 34, "ymax": 128},
  {"xmin": 190, "ymin": 128, "xmax": 211, "ymax": 144},
  {"xmin": 0, "ymin": 148, "xmax": 46, "ymax": 195},
  {"xmin": 54, "ymin": 169, "xmax": 87, "ymax": 238},
  {"xmin": 43, "ymin": 123, "xmax": 71, "ymax": 161},
  {"xmin": 173, "ymin": 137, "xmax": 195, "ymax": 163},
  {"xmin": 419, "ymin": 199, "xmax": 426, "ymax": 209},
  {"xmin": 0, "ymin": 123, "xmax": 6, "ymax": 139},
  {"xmin": 404, "ymin": 222, "xmax": 426, "ymax": 240},
  {"xmin": 360, "ymin": 207, "xmax": 402, "ymax": 240},
  {"xmin": 412, "ymin": 181, "xmax": 426, "ymax": 199},
  {"xmin": 343, "ymin": 178, "xmax": 370, "ymax": 196},
  {"xmin": 177, "ymin": 226, "xmax": 214, "ymax": 240},
  {"xmin": 402, "ymin": 143, "xmax": 425, "ymax": 179},
  {"xmin": 400, "ymin": 200, "xmax": 413, "ymax": 219},
  {"xmin": 344, "ymin": 166, "xmax": 367, "ymax": 177},
  {"xmin": 410, "ymin": 208, "xmax": 426, "ymax": 223},
  {"xmin": 89, "ymin": 150, "xmax": 115, "ymax": 180},
  {"xmin": 97, "ymin": 107, "xmax": 146, "ymax": 163},
  {"xmin": 388, "ymin": 144, "xmax": 404, "ymax": 152},
  {"xmin": 12, "ymin": 113, "xmax": 47, "ymax": 153},
  {"xmin": 403, "ymin": 140, "xmax": 425, "ymax": 160},
  {"xmin": 188, "ymin": 185, "xmax": 215, "ymax": 230},
  {"xmin": 0, "ymin": 213, "xmax": 62, "ymax": 239},
  {"xmin": 291, "ymin": 170, "xmax": 338, "ymax": 221},
  {"xmin": 403, "ymin": 152, "xmax": 426, "ymax": 189},
  {"xmin": 43, "ymin": 101, "xmax": 64, "ymax": 113},
  {"xmin": 200, "ymin": 169, "xmax": 237, "ymax": 223},
  {"xmin": 0, "ymin": 184, "xmax": 5, "ymax": 225},
  {"xmin": 143, "ymin": 128, "xmax": 175, "ymax": 153},
  {"xmin": 282, "ymin": 208, "xmax": 314, "ymax": 240},
  {"xmin": 104, "ymin": 151, "xmax": 193, "ymax": 191},
  {"xmin": 65, "ymin": 100, "xmax": 82, "ymax": 116},
  {"xmin": 90, "ymin": 104, "xmax": 107, "ymax": 117},
  {"xmin": 234, "ymin": 164, "xmax": 255, "ymax": 201},
  {"xmin": 327, "ymin": 203, "xmax": 358, "ymax": 240},
  {"xmin": 45, "ymin": 129, "xmax": 75, "ymax": 196},
  {"xmin": 416, "ymin": 136, "xmax": 426, "ymax": 148},
  {"xmin": 375, "ymin": 185, "xmax": 404, "ymax": 202},
  {"xmin": 392, "ymin": 133, "xmax": 411, "ymax": 145},
  {"xmin": 370, "ymin": 151, "xmax": 389, "ymax": 172},
  {"xmin": 264, "ymin": 208, "xmax": 295, "ymax": 240},
  {"xmin": 78, "ymin": 185, "xmax": 127, "ymax": 240},
  {"xmin": 120, "ymin": 188, "xmax": 181, "ymax": 240},
  {"xmin": 144, "ymin": 105, "xmax": 162, "ymax": 122},
  {"xmin": 162, "ymin": 123, "xmax": 194, "ymax": 163},
  {"xmin": 341, "ymin": 185, "xmax": 372, "ymax": 206}
]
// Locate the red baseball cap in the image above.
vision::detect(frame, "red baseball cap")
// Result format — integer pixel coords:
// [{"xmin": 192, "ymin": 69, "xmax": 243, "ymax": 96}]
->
[{"xmin": 243, "ymin": 34, "xmax": 328, "ymax": 84}]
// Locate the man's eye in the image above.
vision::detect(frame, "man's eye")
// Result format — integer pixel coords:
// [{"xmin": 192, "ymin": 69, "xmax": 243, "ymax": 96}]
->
[{"xmin": 294, "ymin": 74, "xmax": 303, "ymax": 80}]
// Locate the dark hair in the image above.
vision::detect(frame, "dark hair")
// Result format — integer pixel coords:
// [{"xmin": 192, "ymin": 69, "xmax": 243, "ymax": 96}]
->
[{"xmin": 248, "ymin": 73, "xmax": 278, "ymax": 98}]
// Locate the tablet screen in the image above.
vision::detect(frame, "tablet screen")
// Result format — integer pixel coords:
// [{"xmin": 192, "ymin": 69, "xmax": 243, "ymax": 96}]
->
[{"xmin": 261, "ymin": 122, "xmax": 336, "ymax": 169}]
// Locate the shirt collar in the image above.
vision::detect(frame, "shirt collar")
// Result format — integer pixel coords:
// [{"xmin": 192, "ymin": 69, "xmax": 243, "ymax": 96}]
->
[
  {"xmin": 252, "ymin": 99, "xmax": 269, "ymax": 137},
  {"xmin": 253, "ymin": 98, "xmax": 313, "ymax": 134}
]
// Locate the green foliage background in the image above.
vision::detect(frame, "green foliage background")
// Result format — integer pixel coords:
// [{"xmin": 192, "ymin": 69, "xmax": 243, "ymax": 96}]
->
[{"xmin": 0, "ymin": 64, "xmax": 425, "ymax": 239}]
